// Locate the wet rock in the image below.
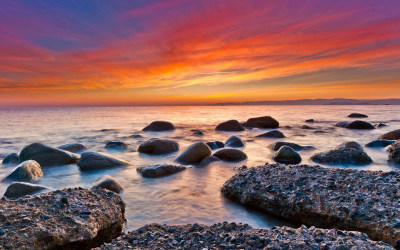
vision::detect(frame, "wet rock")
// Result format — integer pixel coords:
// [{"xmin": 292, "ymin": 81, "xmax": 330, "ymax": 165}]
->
[
  {"xmin": 91, "ymin": 175, "xmax": 124, "ymax": 194},
  {"xmin": 57, "ymin": 143, "xmax": 88, "ymax": 153},
  {"xmin": 302, "ymin": 125, "xmax": 316, "ymax": 129},
  {"xmin": 105, "ymin": 141, "xmax": 128, "ymax": 151},
  {"xmin": 256, "ymin": 130, "xmax": 285, "ymax": 138},
  {"xmin": 137, "ymin": 164, "xmax": 186, "ymax": 178},
  {"xmin": 344, "ymin": 120, "xmax": 375, "ymax": 130},
  {"xmin": 305, "ymin": 119, "xmax": 314, "ymax": 122},
  {"xmin": 311, "ymin": 141, "xmax": 372, "ymax": 165},
  {"xmin": 335, "ymin": 121, "xmax": 349, "ymax": 127},
  {"xmin": 199, "ymin": 155, "xmax": 221, "ymax": 167},
  {"xmin": 130, "ymin": 134, "xmax": 143, "ymax": 138},
  {"xmin": 225, "ymin": 136, "xmax": 245, "ymax": 148},
  {"xmin": 313, "ymin": 130, "xmax": 327, "ymax": 134},
  {"xmin": 213, "ymin": 149, "xmax": 247, "ymax": 162},
  {"xmin": 388, "ymin": 141, "xmax": 400, "ymax": 165},
  {"xmin": 175, "ymin": 142, "xmax": 212, "ymax": 164},
  {"xmin": 365, "ymin": 139, "xmax": 396, "ymax": 148},
  {"xmin": 3, "ymin": 182, "xmax": 47, "ymax": 198},
  {"xmin": 0, "ymin": 188, "xmax": 125, "ymax": 249},
  {"xmin": 2, "ymin": 160, "xmax": 43, "ymax": 182},
  {"xmin": 376, "ymin": 123, "xmax": 387, "ymax": 128},
  {"xmin": 272, "ymin": 146, "xmax": 301, "ymax": 164},
  {"xmin": 2, "ymin": 153, "xmax": 19, "ymax": 165},
  {"xmin": 270, "ymin": 142, "xmax": 314, "ymax": 151},
  {"xmin": 215, "ymin": 120, "xmax": 244, "ymax": 132},
  {"xmin": 221, "ymin": 164, "xmax": 400, "ymax": 247},
  {"xmin": 138, "ymin": 139, "xmax": 179, "ymax": 155},
  {"xmin": 378, "ymin": 129, "xmax": 400, "ymax": 140},
  {"xmin": 142, "ymin": 121, "xmax": 175, "ymax": 132},
  {"xmin": 97, "ymin": 223, "xmax": 393, "ymax": 249},
  {"xmin": 348, "ymin": 113, "xmax": 368, "ymax": 118},
  {"xmin": 78, "ymin": 152, "xmax": 129, "ymax": 171},
  {"xmin": 19, "ymin": 143, "xmax": 80, "ymax": 167},
  {"xmin": 191, "ymin": 130, "xmax": 204, "ymax": 136},
  {"xmin": 242, "ymin": 116, "xmax": 279, "ymax": 129},
  {"xmin": 206, "ymin": 141, "xmax": 224, "ymax": 150}
]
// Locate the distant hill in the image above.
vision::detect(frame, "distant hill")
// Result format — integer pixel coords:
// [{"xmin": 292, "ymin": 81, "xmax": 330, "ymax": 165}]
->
[{"xmin": 215, "ymin": 98, "xmax": 400, "ymax": 106}]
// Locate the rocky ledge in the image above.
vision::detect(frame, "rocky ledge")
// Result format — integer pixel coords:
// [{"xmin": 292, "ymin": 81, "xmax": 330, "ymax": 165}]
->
[
  {"xmin": 96, "ymin": 222, "xmax": 392, "ymax": 249},
  {"xmin": 0, "ymin": 188, "xmax": 125, "ymax": 249},
  {"xmin": 221, "ymin": 164, "xmax": 400, "ymax": 247}
]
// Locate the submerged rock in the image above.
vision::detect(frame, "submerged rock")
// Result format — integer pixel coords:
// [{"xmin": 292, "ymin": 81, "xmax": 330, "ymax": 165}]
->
[
  {"xmin": 225, "ymin": 136, "xmax": 245, "ymax": 148},
  {"xmin": 2, "ymin": 153, "xmax": 19, "ymax": 165},
  {"xmin": 221, "ymin": 164, "xmax": 400, "ymax": 247},
  {"xmin": 272, "ymin": 146, "xmax": 301, "ymax": 164},
  {"xmin": 19, "ymin": 143, "xmax": 80, "ymax": 167},
  {"xmin": 138, "ymin": 139, "xmax": 179, "ymax": 155},
  {"xmin": 302, "ymin": 125, "xmax": 316, "ymax": 129},
  {"xmin": 0, "ymin": 188, "xmax": 125, "ymax": 249},
  {"xmin": 91, "ymin": 175, "xmax": 124, "ymax": 194},
  {"xmin": 175, "ymin": 142, "xmax": 212, "ymax": 164},
  {"xmin": 191, "ymin": 130, "xmax": 204, "ymax": 136},
  {"xmin": 105, "ymin": 141, "xmax": 128, "ymax": 151},
  {"xmin": 213, "ymin": 149, "xmax": 247, "ymax": 162},
  {"xmin": 335, "ymin": 121, "xmax": 349, "ymax": 127},
  {"xmin": 344, "ymin": 120, "xmax": 375, "ymax": 130},
  {"xmin": 388, "ymin": 141, "xmax": 400, "ymax": 165},
  {"xmin": 242, "ymin": 116, "xmax": 279, "ymax": 129},
  {"xmin": 270, "ymin": 142, "xmax": 314, "ymax": 151},
  {"xmin": 142, "ymin": 121, "xmax": 175, "ymax": 132},
  {"xmin": 256, "ymin": 130, "xmax": 285, "ymax": 138},
  {"xmin": 305, "ymin": 119, "xmax": 314, "ymax": 122},
  {"xmin": 348, "ymin": 113, "xmax": 368, "ymax": 118},
  {"xmin": 137, "ymin": 164, "xmax": 186, "ymax": 178},
  {"xmin": 57, "ymin": 143, "xmax": 88, "ymax": 153},
  {"xmin": 4, "ymin": 182, "xmax": 47, "ymax": 198},
  {"xmin": 78, "ymin": 152, "xmax": 129, "ymax": 171},
  {"xmin": 365, "ymin": 139, "xmax": 396, "ymax": 148},
  {"xmin": 206, "ymin": 141, "xmax": 224, "ymax": 150},
  {"xmin": 2, "ymin": 160, "xmax": 43, "ymax": 182},
  {"xmin": 199, "ymin": 155, "xmax": 221, "ymax": 167},
  {"xmin": 215, "ymin": 120, "xmax": 244, "ymax": 132},
  {"xmin": 311, "ymin": 141, "xmax": 372, "ymax": 165},
  {"xmin": 378, "ymin": 129, "xmax": 400, "ymax": 140},
  {"xmin": 376, "ymin": 123, "xmax": 387, "ymax": 128}
]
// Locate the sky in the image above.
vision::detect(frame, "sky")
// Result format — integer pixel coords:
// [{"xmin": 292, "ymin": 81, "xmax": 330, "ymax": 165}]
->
[{"xmin": 0, "ymin": 0, "xmax": 400, "ymax": 106}]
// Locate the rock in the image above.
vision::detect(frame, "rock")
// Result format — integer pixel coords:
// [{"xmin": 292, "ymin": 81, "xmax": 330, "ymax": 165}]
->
[
  {"xmin": 2, "ymin": 160, "xmax": 43, "ymax": 182},
  {"xmin": 311, "ymin": 141, "xmax": 372, "ymax": 165},
  {"xmin": 138, "ymin": 139, "xmax": 179, "ymax": 155},
  {"xmin": 206, "ymin": 141, "xmax": 225, "ymax": 150},
  {"xmin": 91, "ymin": 175, "xmax": 124, "ymax": 194},
  {"xmin": 19, "ymin": 143, "xmax": 80, "ymax": 167},
  {"xmin": 242, "ymin": 116, "xmax": 279, "ymax": 128},
  {"xmin": 272, "ymin": 146, "xmax": 301, "ymax": 164},
  {"xmin": 77, "ymin": 152, "xmax": 129, "ymax": 171},
  {"xmin": 270, "ymin": 142, "xmax": 314, "ymax": 151},
  {"xmin": 375, "ymin": 123, "xmax": 387, "ymax": 127},
  {"xmin": 130, "ymin": 134, "xmax": 143, "ymax": 138},
  {"xmin": 2, "ymin": 153, "xmax": 19, "ymax": 165},
  {"xmin": 344, "ymin": 120, "xmax": 375, "ymax": 130},
  {"xmin": 215, "ymin": 120, "xmax": 244, "ymax": 131},
  {"xmin": 105, "ymin": 141, "xmax": 128, "ymax": 151},
  {"xmin": 348, "ymin": 113, "xmax": 368, "ymax": 118},
  {"xmin": 98, "ymin": 223, "xmax": 392, "ymax": 249},
  {"xmin": 222, "ymin": 164, "xmax": 400, "ymax": 247},
  {"xmin": 191, "ymin": 130, "xmax": 204, "ymax": 136},
  {"xmin": 388, "ymin": 141, "xmax": 400, "ymax": 165},
  {"xmin": 378, "ymin": 129, "xmax": 400, "ymax": 140},
  {"xmin": 142, "ymin": 121, "xmax": 175, "ymax": 132},
  {"xmin": 313, "ymin": 130, "xmax": 327, "ymax": 134},
  {"xmin": 137, "ymin": 164, "xmax": 186, "ymax": 178},
  {"xmin": 213, "ymin": 149, "xmax": 247, "ymax": 162},
  {"xmin": 365, "ymin": 139, "xmax": 396, "ymax": 148},
  {"xmin": 0, "ymin": 188, "xmax": 125, "ymax": 249},
  {"xmin": 175, "ymin": 142, "xmax": 212, "ymax": 164},
  {"xmin": 302, "ymin": 125, "xmax": 316, "ymax": 129},
  {"xmin": 256, "ymin": 130, "xmax": 285, "ymax": 138},
  {"xmin": 199, "ymin": 155, "xmax": 221, "ymax": 167},
  {"xmin": 4, "ymin": 182, "xmax": 47, "ymax": 198},
  {"xmin": 57, "ymin": 143, "xmax": 88, "ymax": 153},
  {"xmin": 305, "ymin": 119, "xmax": 314, "ymax": 122},
  {"xmin": 335, "ymin": 121, "xmax": 349, "ymax": 127},
  {"xmin": 225, "ymin": 136, "xmax": 245, "ymax": 148}
]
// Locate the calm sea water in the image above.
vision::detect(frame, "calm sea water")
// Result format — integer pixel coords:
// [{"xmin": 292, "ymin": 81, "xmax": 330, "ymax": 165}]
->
[{"xmin": 0, "ymin": 105, "xmax": 398, "ymax": 230}]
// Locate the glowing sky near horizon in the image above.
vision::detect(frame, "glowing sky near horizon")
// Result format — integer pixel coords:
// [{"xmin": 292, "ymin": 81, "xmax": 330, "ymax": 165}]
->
[{"xmin": 1, "ymin": 0, "xmax": 400, "ymax": 106}]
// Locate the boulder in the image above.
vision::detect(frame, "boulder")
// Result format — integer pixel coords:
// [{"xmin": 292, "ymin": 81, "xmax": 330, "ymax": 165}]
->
[
  {"xmin": 335, "ymin": 121, "xmax": 349, "ymax": 127},
  {"xmin": 19, "ymin": 143, "xmax": 80, "ymax": 167},
  {"xmin": 91, "ymin": 175, "xmax": 124, "ymax": 194},
  {"xmin": 213, "ymin": 149, "xmax": 247, "ymax": 162},
  {"xmin": 77, "ymin": 152, "xmax": 129, "ymax": 171},
  {"xmin": 2, "ymin": 153, "xmax": 19, "ymax": 165},
  {"xmin": 365, "ymin": 139, "xmax": 396, "ymax": 148},
  {"xmin": 378, "ymin": 129, "xmax": 400, "ymax": 140},
  {"xmin": 256, "ymin": 130, "xmax": 285, "ymax": 138},
  {"xmin": 138, "ymin": 139, "xmax": 179, "ymax": 155},
  {"xmin": 344, "ymin": 120, "xmax": 375, "ymax": 130},
  {"xmin": 130, "ymin": 134, "xmax": 143, "ymax": 138},
  {"xmin": 2, "ymin": 160, "xmax": 43, "ymax": 182},
  {"xmin": 199, "ymin": 155, "xmax": 221, "ymax": 167},
  {"xmin": 105, "ymin": 141, "xmax": 128, "ymax": 150},
  {"xmin": 0, "ymin": 188, "xmax": 125, "ymax": 249},
  {"xmin": 311, "ymin": 141, "xmax": 372, "ymax": 165},
  {"xmin": 348, "ymin": 113, "xmax": 368, "ymax": 118},
  {"xmin": 305, "ymin": 119, "xmax": 314, "ymax": 123},
  {"xmin": 375, "ymin": 123, "xmax": 387, "ymax": 128},
  {"xmin": 142, "ymin": 121, "xmax": 175, "ymax": 132},
  {"xmin": 137, "ymin": 164, "xmax": 186, "ymax": 178},
  {"xmin": 57, "ymin": 143, "xmax": 88, "ymax": 153},
  {"xmin": 242, "ymin": 116, "xmax": 279, "ymax": 129},
  {"xmin": 191, "ymin": 130, "xmax": 204, "ymax": 136},
  {"xmin": 225, "ymin": 136, "xmax": 245, "ymax": 148},
  {"xmin": 175, "ymin": 142, "xmax": 212, "ymax": 164},
  {"xmin": 215, "ymin": 120, "xmax": 244, "ymax": 132},
  {"xmin": 206, "ymin": 141, "xmax": 224, "ymax": 150},
  {"xmin": 3, "ymin": 182, "xmax": 47, "ymax": 198},
  {"xmin": 272, "ymin": 146, "xmax": 301, "ymax": 164},
  {"xmin": 302, "ymin": 125, "xmax": 316, "ymax": 129},
  {"xmin": 270, "ymin": 142, "xmax": 311, "ymax": 151},
  {"xmin": 388, "ymin": 141, "xmax": 400, "ymax": 165}
]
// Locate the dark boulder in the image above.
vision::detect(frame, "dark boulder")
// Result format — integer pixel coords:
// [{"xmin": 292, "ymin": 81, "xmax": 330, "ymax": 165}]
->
[
  {"xmin": 191, "ymin": 130, "xmax": 204, "ymax": 136},
  {"xmin": 199, "ymin": 155, "xmax": 221, "ymax": 167},
  {"xmin": 4, "ymin": 182, "xmax": 47, "ymax": 198},
  {"xmin": 378, "ymin": 129, "xmax": 400, "ymax": 140},
  {"xmin": 365, "ymin": 139, "xmax": 396, "ymax": 148},
  {"xmin": 302, "ymin": 125, "xmax": 316, "ymax": 129},
  {"xmin": 242, "ymin": 116, "xmax": 279, "ymax": 129},
  {"xmin": 91, "ymin": 175, "xmax": 124, "ymax": 194},
  {"xmin": 2, "ymin": 160, "xmax": 43, "ymax": 182},
  {"xmin": 311, "ymin": 141, "xmax": 372, "ymax": 165},
  {"xmin": 272, "ymin": 146, "xmax": 301, "ymax": 164},
  {"xmin": 215, "ymin": 120, "xmax": 244, "ymax": 132},
  {"xmin": 142, "ymin": 121, "xmax": 175, "ymax": 132},
  {"xmin": 2, "ymin": 153, "xmax": 19, "ymax": 165},
  {"xmin": 344, "ymin": 120, "xmax": 375, "ymax": 130},
  {"xmin": 138, "ymin": 139, "xmax": 179, "ymax": 155},
  {"xmin": 57, "ymin": 143, "xmax": 88, "ymax": 153},
  {"xmin": 19, "ymin": 143, "xmax": 80, "ymax": 167},
  {"xmin": 225, "ymin": 136, "xmax": 245, "ymax": 148},
  {"xmin": 305, "ymin": 119, "xmax": 314, "ymax": 123},
  {"xmin": 175, "ymin": 142, "xmax": 212, "ymax": 164},
  {"xmin": 105, "ymin": 141, "xmax": 128, "ymax": 151},
  {"xmin": 388, "ymin": 141, "xmax": 400, "ymax": 165},
  {"xmin": 335, "ymin": 121, "xmax": 349, "ymax": 127},
  {"xmin": 270, "ymin": 142, "xmax": 314, "ymax": 151},
  {"xmin": 137, "ymin": 164, "xmax": 186, "ymax": 178},
  {"xmin": 375, "ymin": 123, "xmax": 387, "ymax": 128},
  {"xmin": 206, "ymin": 141, "xmax": 224, "ymax": 150},
  {"xmin": 348, "ymin": 113, "xmax": 368, "ymax": 118},
  {"xmin": 256, "ymin": 130, "xmax": 285, "ymax": 138},
  {"xmin": 77, "ymin": 152, "xmax": 129, "ymax": 171},
  {"xmin": 213, "ymin": 149, "xmax": 247, "ymax": 162}
]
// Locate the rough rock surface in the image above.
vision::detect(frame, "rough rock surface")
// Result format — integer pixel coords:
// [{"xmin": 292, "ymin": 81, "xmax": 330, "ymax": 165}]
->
[
  {"xmin": 91, "ymin": 175, "xmax": 124, "ymax": 194},
  {"xmin": 222, "ymin": 164, "xmax": 400, "ymax": 247},
  {"xmin": 365, "ymin": 139, "xmax": 396, "ymax": 148},
  {"xmin": 97, "ymin": 222, "xmax": 393, "ymax": 249},
  {"xmin": 213, "ymin": 149, "xmax": 247, "ymax": 162},
  {"xmin": 215, "ymin": 120, "xmax": 244, "ymax": 132},
  {"xmin": 105, "ymin": 141, "xmax": 128, "ymax": 151},
  {"xmin": 0, "ymin": 188, "xmax": 125, "ymax": 249},
  {"xmin": 311, "ymin": 141, "xmax": 372, "ymax": 165},
  {"xmin": 256, "ymin": 130, "xmax": 285, "ymax": 138},
  {"xmin": 272, "ymin": 146, "xmax": 301, "ymax": 164},
  {"xmin": 379, "ymin": 129, "xmax": 400, "ymax": 140},
  {"xmin": 137, "ymin": 164, "xmax": 186, "ymax": 178},
  {"xmin": 77, "ymin": 152, "xmax": 129, "ymax": 171},
  {"xmin": 175, "ymin": 142, "xmax": 212, "ymax": 164},
  {"xmin": 388, "ymin": 141, "xmax": 400, "ymax": 165},
  {"xmin": 242, "ymin": 116, "xmax": 279, "ymax": 129},
  {"xmin": 2, "ymin": 160, "xmax": 43, "ymax": 182},
  {"xmin": 142, "ymin": 121, "xmax": 175, "ymax": 132},
  {"xmin": 2, "ymin": 153, "xmax": 19, "ymax": 165},
  {"xmin": 199, "ymin": 155, "xmax": 221, "ymax": 167},
  {"xmin": 270, "ymin": 142, "xmax": 314, "ymax": 151},
  {"xmin": 3, "ymin": 182, "xmax": 47, "ymax": 198},
  {"xmin": 138, "ymin": 139, "xmax": 179, "ymax": 155},
  {"xmin": 57, "ymin": 143, "xmax": 88, "ymax": 153},
  {"xmin": 206, "ymin": 141, "xmax": 224, "ymax": 150},
  {"xmin": 225, "ymin": 136, "xmax": 245, "ymax": 148},
  {"xmin": 19, "ymin": 143, "xmax": 80, "ymax": 167},
  {"xmin": 348, "ymin": 113, "xmax": 368, "ymax": 118},
  {"xmin": 344, "ymin": 120, "xmax": 375, "ymax": 130}
]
